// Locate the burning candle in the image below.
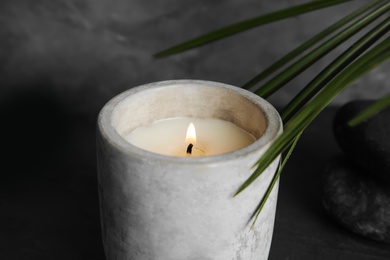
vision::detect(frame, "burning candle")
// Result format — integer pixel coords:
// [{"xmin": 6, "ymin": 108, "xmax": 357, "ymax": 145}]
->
[
  {"xmin": 185, "ymin": 123, "xmax": 196, "ymax": 155},
  {"xmin": 97, "ymin": 80, "xmax": 282, "ymax": 260},
  {"xmin": 125, "ymin": 117, "xmax": 255, "ymax": 157}
]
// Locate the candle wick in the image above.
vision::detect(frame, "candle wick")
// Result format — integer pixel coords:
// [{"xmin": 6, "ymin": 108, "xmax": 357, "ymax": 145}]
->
[{"xmin": 186, "ymin": 143, "xmax": 193, "ymax": 155}]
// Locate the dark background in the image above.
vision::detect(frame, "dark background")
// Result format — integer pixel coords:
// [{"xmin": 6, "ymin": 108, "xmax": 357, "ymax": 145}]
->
[
  {"xmin": 0, "ymin": 0, "xmax": 389, "ymax": 259},
  {"xmin": 1, "ymin": 0, "xmax": 388, "ymax": 114}
]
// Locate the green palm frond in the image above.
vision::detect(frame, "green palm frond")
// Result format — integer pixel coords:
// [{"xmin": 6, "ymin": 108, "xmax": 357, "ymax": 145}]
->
[
  {"xmin": 242, "ymin": 0, "xmax": 384, "ymax": 90},
  {"xmin": 250, "ymin": 130, "xmax": 303, "ymax": 227},
  {"xmin": 348, "ymin": 94, "xmax": 390, "ymax": 127},
  {"xmin": 235, "ymin": 37, "xmax": 390, "ymax": 197},
  {"xmin": 281, "ymin": 15, "xmax": 390, "ymax": 122},
  {"xmin": 154, "ymin": 0, "xmax": 353, "ymax": 58},
  {"xmin": 156, "ymin": 0, "xmax": 390, "ymax": 218},
  {"xmin": 253, "ymin": 1, "xmax": 389, "ymax": 99}
]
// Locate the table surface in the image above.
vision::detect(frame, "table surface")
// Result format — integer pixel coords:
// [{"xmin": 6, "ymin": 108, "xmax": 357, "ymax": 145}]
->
[{"xmin": 1, "ymin": 106, "xmax": 389, "ymax": 260}]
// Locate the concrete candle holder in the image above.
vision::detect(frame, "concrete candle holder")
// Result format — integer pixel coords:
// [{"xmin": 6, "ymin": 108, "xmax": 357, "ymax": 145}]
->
[{"xmin": 97, "ymin": 80, "xmax": 282, "ymax": 260}]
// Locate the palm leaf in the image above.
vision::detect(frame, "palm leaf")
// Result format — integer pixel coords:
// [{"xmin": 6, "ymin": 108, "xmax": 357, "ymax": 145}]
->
[
  {"xmin": 242, "ymin": 0, "xmax": 385, "ymax": 90},
  {"xmin": 281, "ymin": 15, "xmax": 390, "ymax": 122},
  {"xmin": 154, "ymin": 0, "xmax": 352, "ymax": 58},
  {"xmin": 253, "ymin": 1, "xmax": 390, "ymax": 98},
  {"xmin": 348, "ymin": 94, "xmax": 390, "ymax": 127},
  {"xmin": 155, "ymin": 0, "xmax": 390, "ymax": 218},
  {"xmin": 235, "ymin": 36, "xmax": 390, "ymax": 196},
  {"xmin": 250, "ymin": 130, "xmax": 303, "ymax": 226}
]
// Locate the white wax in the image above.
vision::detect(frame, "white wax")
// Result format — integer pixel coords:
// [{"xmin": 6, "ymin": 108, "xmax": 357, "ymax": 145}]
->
[{"xmin": 125, "ymin": 117, "xmax": 256, "ymax": 157}]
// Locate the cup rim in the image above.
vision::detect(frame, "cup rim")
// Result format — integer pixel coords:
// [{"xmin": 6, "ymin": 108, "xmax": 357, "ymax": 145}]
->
[{"xmin": 98, "ymin": 79, "xmax": 282, "ymax": 165}]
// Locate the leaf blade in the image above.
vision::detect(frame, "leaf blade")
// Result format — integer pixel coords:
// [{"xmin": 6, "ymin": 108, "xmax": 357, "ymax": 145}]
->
[
  {"xmin": 235, "ymin": 36, "xmax": 390, "ymax": 196},
  {"xmin": 154, "ymin": 0, "xmax": 353, "ymax": 58},
  {"xmin": 254, "ymin": 1, "xmax": 390, "ymax": 98},
  {"xmin": 242, "ymin": 0, "xmax": 385, "ymax": 90},
  {"xmin": 250, "ymin": 130, "xmax": 303, "ymax": 227},
  {"xmin": 281, "ymin": 16, "xmax": 390, "ymax": 122},
  {"xmin": 348, "ymin": 94, "xmax": 390, "ymax": 126}
]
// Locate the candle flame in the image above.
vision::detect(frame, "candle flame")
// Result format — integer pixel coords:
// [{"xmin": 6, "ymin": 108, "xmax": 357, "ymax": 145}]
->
[{"xmin": 186, "ymin": 123, "xmax": 196, "ymax": 144}]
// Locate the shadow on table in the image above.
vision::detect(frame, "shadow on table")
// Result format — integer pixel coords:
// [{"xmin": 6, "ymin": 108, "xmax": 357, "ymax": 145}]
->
[{"xmin": 0, "ymin": 89, "xmax": 105, "ymax": 260}]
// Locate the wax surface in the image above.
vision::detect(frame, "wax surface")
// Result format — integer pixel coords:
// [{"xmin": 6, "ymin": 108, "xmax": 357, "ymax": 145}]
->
[{"xmin": 125, "ymin": 117, "xmax": 256, "ymax": 157}]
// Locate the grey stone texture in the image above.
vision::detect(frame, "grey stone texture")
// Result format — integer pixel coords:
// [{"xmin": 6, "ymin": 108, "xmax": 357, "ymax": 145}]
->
[
  {"xmin": 0, "ymin": 0, "xmax": 388, "ymax": 114},
  {"xmin": 322, "ymin": 158, "xmax": 390, "ymax": 244},
  {"xmin": 334, "ymin": 100, "xmax": 390, "ymax": 183}
]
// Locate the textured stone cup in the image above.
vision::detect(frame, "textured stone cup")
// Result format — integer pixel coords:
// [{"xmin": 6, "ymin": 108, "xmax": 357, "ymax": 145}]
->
[{"xmin": 96, "ymin": 80, "xmax": 282, "ymax": 260}]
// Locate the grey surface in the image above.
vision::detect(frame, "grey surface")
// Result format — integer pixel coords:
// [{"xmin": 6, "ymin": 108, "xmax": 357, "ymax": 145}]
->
[
  {"xmin": 0, "ymin": 1, "xmax": 389, "ymax": 258},
  {"xmin": 1, "ymin": 0, "xmax": 388, "ymax": 115},
  {"xmin": 1, "ymin": 107, "xmax": 390, "ymax": 259}
]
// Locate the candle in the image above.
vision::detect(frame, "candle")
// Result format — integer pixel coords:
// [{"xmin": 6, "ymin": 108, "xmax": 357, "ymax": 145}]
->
[
  {"xmin": 97, "ymin": 80, "xmax": 283, "ymax": 260},
  {"xmin": 125, "ymin": 117, "xmax": 255, "ymax": 157}
]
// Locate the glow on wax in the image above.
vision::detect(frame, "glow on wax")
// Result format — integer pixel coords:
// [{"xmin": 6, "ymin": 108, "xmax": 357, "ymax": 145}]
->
[{"xmin": 125, "ymin": 117, "xmax": 255, "ymax": 157}]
